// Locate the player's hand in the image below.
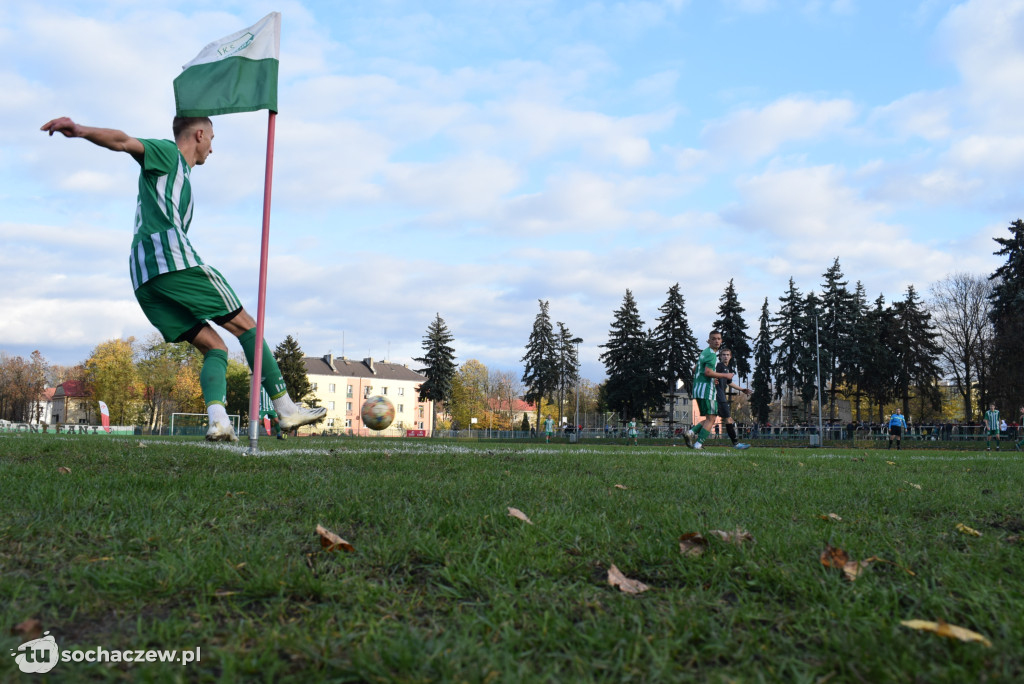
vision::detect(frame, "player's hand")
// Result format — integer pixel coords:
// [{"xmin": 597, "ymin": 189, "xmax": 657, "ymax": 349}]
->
[
  {"xmin": 742, "ymin": 388, "xmax": 753, "ymax": 396},
  {"xmin": 41, "ymin": 117, "xmax": 80, "ymax": 138}
]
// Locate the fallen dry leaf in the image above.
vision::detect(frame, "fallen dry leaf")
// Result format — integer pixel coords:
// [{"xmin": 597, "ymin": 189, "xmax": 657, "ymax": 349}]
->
[
  {"xmin": 137, "ymin": 441, "xmax": 147, "ymax": 448},
  {"xmin": 900, "ymin": 619, "xmax": 992, "ymax": 647},
  {"xmin": 819, "ymin": 513, "xmax": 843, "ymax": 522},
  {"xmin": 1006, "ymin": 535, "xmax": 1020, "ymax": 544},
  {"xmin": 903, "ymin": 481, "xmax": 922, "ymax": 490},
  {"xmin": 614, "ymin": 484, "xmax": 628, "ymax": 490},
  {"xmin": 821, "ymin": 547, "xmax": 890, "ymax": 581},
  {"xmin": 708, "ymin": 528, "xmax": 755, "ymax": 545},
  {"xmin": 57, "ymin": 466, "xmax": 71, "ymax": 474},
  {"xmin": 213, "ymin": 589, "xmax": 239, "ymax": 598},
  {"xmin": 10, "ymin": 618, "xmax": 43, "ymax": 642},
  {"xmin": 820, "ymin": 543, "xmax": 850, "ymax": 569},
  {"xmin": 607, "ymin": 564, "xmax": 649, "ymax": 594},
  {"xmin": 507, "ymin": 507, "xmax": 533, "ymax": 524},
  {"xmin": 956, "ymin": 523, "xmax": 982, "ymax": 537},
  {"xmin": 842, "ymin": 559, "xmax": 873, "ymax": 581},
  {"xmin": 316, "ymin": 524, "xmax": 355, "ymax": 552},
  {"xmin": 886, "ymin": 461, "xmax": 896, "ymax": 466},
  {"xmin": 679, "ymin": 532, "xmax": 709, "ymax": 557}
]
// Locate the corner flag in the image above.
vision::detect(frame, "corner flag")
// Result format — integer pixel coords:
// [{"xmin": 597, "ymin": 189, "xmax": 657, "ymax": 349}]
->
[
  {"xmin": 172, "ymin": 13, "xmax": 282, "ymax": 452},
  {"xmin": 173, "ymin": 12, "xmax": 280, "ymax": 117}
]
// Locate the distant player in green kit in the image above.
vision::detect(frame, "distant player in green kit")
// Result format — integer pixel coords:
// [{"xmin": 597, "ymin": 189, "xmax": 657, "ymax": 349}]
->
[
  {"xmin": 683, "ymin": 331, "xmax": 736, "ymax": 450},
  {"xmin": 260, "ymin": 387, "xmax": 285, "ymax": 440},
  {"xmin": 1016, "ymin": 406, "xmax": 1024, "ymax": 452},
  {"xmin": 40, "ymin": 115, "xmax": 326, "ymax": 442},
  {"xmin": 983, "ymin": 403, "xmax": 1001, "ymax": 451}
]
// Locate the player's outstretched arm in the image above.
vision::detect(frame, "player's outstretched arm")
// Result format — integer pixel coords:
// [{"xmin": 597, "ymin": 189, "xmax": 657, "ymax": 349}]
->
[{"xmin": 41, "ymin": 117, "xmax": 144, "ymax": 157}]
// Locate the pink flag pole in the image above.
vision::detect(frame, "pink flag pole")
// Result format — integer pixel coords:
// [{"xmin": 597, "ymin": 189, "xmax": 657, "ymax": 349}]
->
[{"xmin": 247, "ymin": 110, "xmax": 277, "ymax": 454}]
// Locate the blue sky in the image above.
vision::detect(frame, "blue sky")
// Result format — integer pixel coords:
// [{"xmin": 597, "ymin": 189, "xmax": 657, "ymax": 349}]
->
[{"xmin": 2, "ymin": 0, "xmax": 1020, "ymax": 382}]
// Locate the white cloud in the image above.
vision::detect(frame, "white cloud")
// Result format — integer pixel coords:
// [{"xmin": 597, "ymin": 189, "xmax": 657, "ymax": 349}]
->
[
  {"xmin": 702, "ymin": 97, "xmax": 857, "ymax": 163},
  {"xmin": 868, "ymin": 91, "xmax": 953, "ymax": 142},
  {"xmin": 939, "ymin": 0, "xmax": 1024, "ymax": 132},
  {"xmin": 947, "ymin": 134, "xmax": 1024, "ymax": 174}
]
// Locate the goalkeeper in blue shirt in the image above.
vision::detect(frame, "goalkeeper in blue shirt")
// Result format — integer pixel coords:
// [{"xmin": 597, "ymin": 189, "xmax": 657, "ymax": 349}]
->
[{"xmin": 887, "ymin": 409, "xmax": 907, "ymax": 450}]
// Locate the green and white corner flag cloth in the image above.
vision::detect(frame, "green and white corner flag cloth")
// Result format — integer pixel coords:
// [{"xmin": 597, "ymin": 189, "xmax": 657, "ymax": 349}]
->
[{"xmin": 173, "ymin": 11, "xmax": 280, "ymax": 117}]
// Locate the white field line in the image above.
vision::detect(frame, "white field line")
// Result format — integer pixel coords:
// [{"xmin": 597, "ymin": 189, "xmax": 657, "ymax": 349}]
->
[{"xmin": 12, "ymin": 434, "xmax": 1018, "ymax": 463}]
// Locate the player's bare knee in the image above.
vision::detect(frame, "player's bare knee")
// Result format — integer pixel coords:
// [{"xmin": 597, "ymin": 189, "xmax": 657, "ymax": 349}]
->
[{"xmin": 220, "ymin": 308, "xmax": 257, "ymax": 337}]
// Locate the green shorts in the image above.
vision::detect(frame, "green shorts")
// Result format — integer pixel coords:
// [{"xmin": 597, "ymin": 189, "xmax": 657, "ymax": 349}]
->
[
  {"xmin": 988, "ymin": 429, "xmax": 999, "ymax": 437},
  {"xmin": 134, "ymin": 265, "xmax": 243, "ymax": 343},
  {"xmin": 696, "ymin": 398, "xmax": 718, "ymax": 418}
]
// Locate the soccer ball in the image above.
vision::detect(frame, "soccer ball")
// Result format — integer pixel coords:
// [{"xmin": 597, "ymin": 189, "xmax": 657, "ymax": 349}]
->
[{"xmin": 361, "ymin": 396, "xmax": 395, "ymax": 431}]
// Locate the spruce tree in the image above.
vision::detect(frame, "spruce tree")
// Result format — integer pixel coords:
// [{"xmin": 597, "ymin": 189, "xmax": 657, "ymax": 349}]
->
[
  {"xmin": 751, "ymin": 298, "xmax": 773, "ymax": 424},
  {"xmin": 890, "ymin": 285, "xmax": 943, "ymax": 419},
  {"xmin": 274, "ymin": 335, "xmax": 314, "ymax": 405},
  {"xmin": 772, "ymin": 278, "xmax": 805, "ymax": 422},
  {"xmin": 652, "ymin": 283, "xmax": 700, "ymax": 393},
  {"xmin": 988, "ymin": 219, "xmax": 1024, "ymax": 406},
  {"xmin": 555, "ymin": 322, "xmax": 582, "ymax": 424},
  {"xmin": 838, "ymin": 281, "xmax": 870, "ymax": 421},
  {"xmin": 414, "ymin": 314, "xmax": 457, "ymax": 432},
  {"xmin": 713, "ymin": 279, "xmax": 753, "ymax": 382},
  {"xmin": 600, "ymin": 290, "xmax": 660, "ymax": 421},
  {"xmin": 521, "ymin": 300, "xmax": 558, "ymax": 430},
  {"xmin": 861, "ymin": 294, "xmax": 898, "ymax": 422},
  {"xmin": 819, "ymin": 258, "xmax": 855, "ymax": 420},
  {"xmin": 799, "ymin": 291, "xmax": 825, "ymax": 416}
]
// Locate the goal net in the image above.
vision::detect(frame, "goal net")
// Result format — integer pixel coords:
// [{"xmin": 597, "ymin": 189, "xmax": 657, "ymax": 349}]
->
[{"xmin": 169, "ymin": 413, "xmax": 241, "ymax": 437}]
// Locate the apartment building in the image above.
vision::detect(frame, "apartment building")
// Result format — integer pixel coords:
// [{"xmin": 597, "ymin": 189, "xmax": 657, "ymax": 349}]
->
[{"xmin": 303, "ymin": 354, "xmax": 433, "ymax": 435}]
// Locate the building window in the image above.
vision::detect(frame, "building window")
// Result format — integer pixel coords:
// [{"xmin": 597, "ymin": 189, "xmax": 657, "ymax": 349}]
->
[
  {"xmin": 347, "ymin": 385, "xmax": 353, "ymax": 397},
  {"xmin": 344, "ymin": 419, "xmax": 351, "ymax": 428},
  {"xmin": 328, "ymin": 401, "xmax": 335, "ymax": 410},
  {"xmin": 398, "ymin": 404, "xmax": 404, "ymax": 413},
  {"xmin": 398, "ymin": 387, "xmax": 405, "ymax": 396},
  {"xmin": 364, "ymin": 387, "xmax": 371, "ymax": 398},
  {"xmin": 311, "ymin": 382, "xmax": 318, "ymax": 391},
  {"xmin": 329, "ymin": 383, "xmax": 336, "ymax": 393},
  {"xmin": 327, "ymin": 418, "xmax": 335, "ymax": 427},
  {"xmin": 346, "ymin": 402, "xmax": 352, "ymax": 412},
  {"xmin": 381, "ymin": 387, "xmax": 388, "ymax": 395}
]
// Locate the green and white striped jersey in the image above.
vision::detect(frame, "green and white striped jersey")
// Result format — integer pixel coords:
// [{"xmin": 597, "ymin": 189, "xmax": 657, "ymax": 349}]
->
[
  {"xmin": 691, "ymin": 347, "xmax": 719, "ymax": 401},
  {"xmin": 984, "ymin": 409, "xmax": 1000, "ymax": 431},
  {"xmin": 128, "ymin": 139, "xmax": 204, "ymax": 289},
  {"xmin": 260, "ymin": 386, "xmax": 277, "ymax": 418}
]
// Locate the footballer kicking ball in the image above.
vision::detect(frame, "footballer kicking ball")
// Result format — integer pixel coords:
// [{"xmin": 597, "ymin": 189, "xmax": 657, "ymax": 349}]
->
[{"xmin": 361, "ymin": 396, "xmax": 396, "ymax": 430}]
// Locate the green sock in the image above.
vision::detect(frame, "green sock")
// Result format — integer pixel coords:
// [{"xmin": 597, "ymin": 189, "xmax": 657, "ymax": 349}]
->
[
  {"xmin": 239, "ymin": 328, "xmax": 288, "ymax": 399},
  {"xmin": 200, "ymin": 349, "xmax": 229, "ymax": 407},
  {"xmin": 697, "ymin": 426, "xmax": 709, "ymax": 443}
]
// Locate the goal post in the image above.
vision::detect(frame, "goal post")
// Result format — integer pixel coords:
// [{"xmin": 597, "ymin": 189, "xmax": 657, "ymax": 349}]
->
[{"xmin": 170, "ymin": 413, "xmax": 241, "ymax": 437}]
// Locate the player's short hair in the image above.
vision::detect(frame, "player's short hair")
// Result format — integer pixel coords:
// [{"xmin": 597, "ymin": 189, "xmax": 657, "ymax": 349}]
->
[
  {"xmin": 709, "ymin": 330, "xmax": 723, "ymax": 338},
  {"xmin": 719, "ymin": 347, "xmax": 731, "ymax": 354},
  {"xmin": 173, "ymin": 116, "xmax": 213, "ymax": 141}
]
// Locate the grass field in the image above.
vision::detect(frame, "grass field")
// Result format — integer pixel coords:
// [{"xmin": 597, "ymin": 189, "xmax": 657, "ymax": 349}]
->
[{"xmin": 2, "ymin": 433, "xmax": 1023, "ymax": 683}]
